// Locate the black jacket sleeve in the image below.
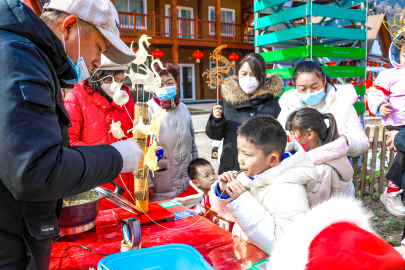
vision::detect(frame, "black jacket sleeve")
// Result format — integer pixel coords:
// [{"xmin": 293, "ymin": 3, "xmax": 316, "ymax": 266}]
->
[
  {"xmin": 205, "ymin": 100, "xmax": 226, "ymax": 141},
  {"xmin": 0, "ymin": 41, "xmax": 123, "ymax": 201},
  {"xmin": 395, "ymin": 130, "xmax": 405, "ymax": 153}
]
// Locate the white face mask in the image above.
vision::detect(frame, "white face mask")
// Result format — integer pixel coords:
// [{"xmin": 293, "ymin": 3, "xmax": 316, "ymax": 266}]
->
[{"xmin": 239, "ymin": 76, "xmax": 260, "ymax": 94}]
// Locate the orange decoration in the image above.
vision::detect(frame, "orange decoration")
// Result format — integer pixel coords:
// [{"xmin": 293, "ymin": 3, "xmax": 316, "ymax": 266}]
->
[
  {"xmin": 373, "ymin": 62, "xmax": 379, "ymax": 67},
  {"xmin": 327, "ymin": 62, "xmax": 336, "ymax": 66},
  {"xmin": 132, "ymin": 48, "xmax": 138, "ymax": 54},
  {"xmin": 367, "ymin": 61, "xmax": 371, "ymax": 66},
  {"xmin": 383, "ymin": 63, "xmax": 389, "ymax": 68}
]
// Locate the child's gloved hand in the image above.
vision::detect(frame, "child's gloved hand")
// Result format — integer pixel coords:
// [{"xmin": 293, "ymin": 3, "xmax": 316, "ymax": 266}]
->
[
  {"xmin": 218, "ymin": 171, "xmax": 238, "ymax": 194},
  {"xmin": 226, "ymin": 179, "xmax": 247, "ymax": 200},
  {"xmin": 379, "ymin": 103, "xmax": 393, "ymax": 116}
]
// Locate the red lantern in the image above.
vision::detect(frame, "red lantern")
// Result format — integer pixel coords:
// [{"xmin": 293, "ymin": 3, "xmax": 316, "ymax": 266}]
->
[
  {"xmin": 192, "ymin": 50, "xmax": 204, "ymax": 63},
  {"xmin": 367, "ymin": 61, "xmax": 371, "ymax": 66},
  {"xmin": 383, "ymin": 63, "xmax": 389, "ymax": 68},
  {"xmin": 345, "ymin": 60, "xmax": 352, "ymax": 65},
  {"xmin": 152, "ymin": 49, "xmax": 164, "ymax": 60},
  {"xmin": 229, "ymin": 53, "xmax": 239, "ymax": 61},
  {"xmin": 132, "ymin": 48, "xmax": 138, "ymax": 54},
  {"xmin": 373, "ymin": 62, "xmax": 379, "ymax": 67},
  {"xmin": 327, "ymin": 62, "xmax": 336, "ymax": 66}
]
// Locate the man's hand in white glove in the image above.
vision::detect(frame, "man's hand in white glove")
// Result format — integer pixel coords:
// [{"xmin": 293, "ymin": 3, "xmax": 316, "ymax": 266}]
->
[{"xmin": 111, "ymin": 140, "xmax": 144, "ymax": 173}]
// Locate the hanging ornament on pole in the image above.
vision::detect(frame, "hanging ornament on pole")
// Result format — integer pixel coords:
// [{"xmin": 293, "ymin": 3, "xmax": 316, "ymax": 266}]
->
[
  {"xmin": 202, "ymin": 45, "xmax": 235, "ymax": 105},
  {"xmin": 383, "ymin": 63, "xmax": 389, "ymax": 68}
]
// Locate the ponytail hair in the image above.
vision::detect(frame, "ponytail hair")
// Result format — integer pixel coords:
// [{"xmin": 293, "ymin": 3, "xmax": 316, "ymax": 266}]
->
[
  {"xmin": 293, "ymin": 61, "xmax": 337, "ymax": 92},
  {"xmin": 285, "ymin": 107, "xmax": 339, "ymax": 145}
]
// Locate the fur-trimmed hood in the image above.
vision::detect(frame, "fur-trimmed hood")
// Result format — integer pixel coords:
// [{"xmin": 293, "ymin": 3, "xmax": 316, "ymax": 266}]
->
[{"xmin": 222, "ymin": 74, "xmax": 284, "ymax": 105}]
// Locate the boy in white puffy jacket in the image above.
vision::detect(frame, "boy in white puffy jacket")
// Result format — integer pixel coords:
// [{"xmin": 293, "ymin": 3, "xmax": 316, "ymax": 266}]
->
[{"xmin": 210, "ymin": 116, "xmax": 317, "ymax": 254}]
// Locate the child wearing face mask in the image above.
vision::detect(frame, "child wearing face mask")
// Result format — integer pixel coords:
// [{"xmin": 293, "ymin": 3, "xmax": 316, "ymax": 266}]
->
[
  {"xmin": 146, "ymin": 63, "xmax": 199, "ymax": 202},
  {"xmin": 64, "ymin": 55, "xmax": 136, "ymax": 210},
  {"xmin": 286, "ymin": 108, "xmax": 353, "ymax": 207},
  {"xmin": 209, "ymin": 116, "xmax": 317, "ymax": 254},
  {"xmin": 277, "ymin": 61, "xmax": 369, "ymax": 198},
  {"xmin": 368, "ymin": 38, "xmax": 405, "ymax": 217},
  {"xmin": 206, "ymin": 53, "xmax": 284, "ymax": 175}
]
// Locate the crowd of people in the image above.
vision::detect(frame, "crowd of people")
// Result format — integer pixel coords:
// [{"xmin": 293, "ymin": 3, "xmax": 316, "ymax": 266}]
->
[{"xmin": 2, "ymin": 0, "xmax": 405, "ymax": 269}]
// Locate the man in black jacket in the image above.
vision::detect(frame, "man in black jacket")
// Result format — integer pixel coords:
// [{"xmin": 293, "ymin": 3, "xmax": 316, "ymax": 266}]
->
[{"xmin": 0, "ymin": 0, "xmax": 143, "ymax": 269}]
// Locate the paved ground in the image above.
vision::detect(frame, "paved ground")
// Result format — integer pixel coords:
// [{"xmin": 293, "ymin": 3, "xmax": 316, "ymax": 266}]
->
[
  {"xmin": 186, "ymin": 102, "xmax": 216, "ymax": 112},
  {"xmin": 191, "ymin": 113, "xmax": 210, "ymax": 133}
]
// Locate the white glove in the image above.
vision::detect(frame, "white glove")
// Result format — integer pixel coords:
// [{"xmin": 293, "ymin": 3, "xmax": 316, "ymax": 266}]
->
[{"xmin": 111, "ymin": 140, "xmax": 144, "ymax": 173}]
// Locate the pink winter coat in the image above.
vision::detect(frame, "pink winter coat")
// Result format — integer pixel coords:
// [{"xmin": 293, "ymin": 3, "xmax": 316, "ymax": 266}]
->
[
  {"xmin": 64, "ymin": 82, "xmax": 135, "ymax": 209},
  {"xmin": 307, "ymin": 137, "xmax": 354, "ymax": 207}
]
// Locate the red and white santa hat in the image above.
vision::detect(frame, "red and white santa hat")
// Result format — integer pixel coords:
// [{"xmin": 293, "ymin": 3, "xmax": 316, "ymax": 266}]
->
[{"xmin": 268, "ymin": 197, "xmax": 405, "ymax": 270}]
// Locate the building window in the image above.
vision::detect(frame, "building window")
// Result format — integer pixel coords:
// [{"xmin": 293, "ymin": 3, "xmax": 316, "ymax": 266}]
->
[
  {"xmin": 165, "ymin": 5, "xmax": 194, "ymax": 38},
  {"xmin": 115, "ymin": 0, "xmax": 147, "ymax": 30},
  {"xmin": 208, "ymin": 7, "xmax": 235, "ymax": 36}
]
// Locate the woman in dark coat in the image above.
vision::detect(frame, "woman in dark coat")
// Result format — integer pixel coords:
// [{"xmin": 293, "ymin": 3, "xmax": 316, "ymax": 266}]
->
[{"xmin": 206, "ymin": 53, "xmax": 284, "ymax": 174}]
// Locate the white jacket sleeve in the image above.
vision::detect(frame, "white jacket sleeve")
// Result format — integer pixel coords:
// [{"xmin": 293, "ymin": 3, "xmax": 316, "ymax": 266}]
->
[
  {"xmin": 277, "ymin": 109, "xmax": 290, "ymax": 132},
  {"xmin": 209, "ymin": 181, "xmax": 235, "ymax": 222},
  {"xmin": 228, "ymin": 191, "xmax": 301, "ymax": 254},
  {"xmin": 344, "ymin": 106, "xmax": 369, "ymax": 157}
]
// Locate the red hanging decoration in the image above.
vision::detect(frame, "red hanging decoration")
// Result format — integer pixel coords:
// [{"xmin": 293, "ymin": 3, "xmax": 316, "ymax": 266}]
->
[
  {"xmin": 132, "ymin": 48, "xmax": 138, "ymax": 54},
  {"xmin": 327, "ymin": 62, "xmax": 336, "ymax": 66},
  {"xmin": 152, "ymin": 49, "xmax": 164, "ymax": 60},
  {"xmin": 192, "ymin": 50, "xmax": 204, "ymax": 63},
  {"xmin": 345, "ymin": 60, "xmax": 352, "ymax": 65},
  {"xmin": 367, "ymin": 61, "xmax": 371, "ymax": 66},
  {"xmin": 373, "ymin": 62, "xmax": 379, "ymax": 67},
  {"xmin": 383, "ymin": 63, "xmax": 389, "ymax": 68},
  {"xmin": 229, "ymin": 53, "xmax": 239, "ymax": 61}
]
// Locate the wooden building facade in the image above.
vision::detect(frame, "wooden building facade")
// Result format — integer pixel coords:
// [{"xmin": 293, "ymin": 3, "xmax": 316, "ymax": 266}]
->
[{"xmin": 27, "ymin": 0, "xmax": 255, "ymax": 101}]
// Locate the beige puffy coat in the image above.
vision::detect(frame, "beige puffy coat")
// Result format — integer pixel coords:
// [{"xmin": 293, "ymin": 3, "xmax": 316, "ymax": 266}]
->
[
  {"xmin": 307, "ymin": 137, "xmax": 354, "ymax": 207},
  {"xmin": 147, "ymin": 99, "xmax": 198, "ymax": 202}
]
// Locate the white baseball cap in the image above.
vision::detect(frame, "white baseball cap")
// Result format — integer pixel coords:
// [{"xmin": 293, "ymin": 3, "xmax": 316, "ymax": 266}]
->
[
  {"xmin": 99, "ymin": 54, "xmax": 130, "ymax": 70},
  {"xmin": 43, "ymin": 0, "xmax": 136, "ymax": 64}
]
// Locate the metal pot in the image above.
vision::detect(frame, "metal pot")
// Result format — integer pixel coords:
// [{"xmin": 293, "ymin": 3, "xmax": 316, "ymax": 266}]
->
[
  {"xmin": 58, "ymin": 189, "xmax": 104, "ymax": 229},
  {"xmin": 58, "ymin": 182, "xmax": 125, "ymax": 230}
]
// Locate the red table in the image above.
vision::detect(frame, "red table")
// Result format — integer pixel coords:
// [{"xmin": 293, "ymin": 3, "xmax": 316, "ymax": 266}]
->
[{"xmin": 49, "ymin": 204, "xmax": 269, "ymax": 270}]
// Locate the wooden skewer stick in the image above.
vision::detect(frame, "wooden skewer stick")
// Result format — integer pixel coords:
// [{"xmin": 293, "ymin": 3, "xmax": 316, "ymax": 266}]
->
[{"xmin": 216, "ymin": 59, "xmax": 219, "ymax": 105}]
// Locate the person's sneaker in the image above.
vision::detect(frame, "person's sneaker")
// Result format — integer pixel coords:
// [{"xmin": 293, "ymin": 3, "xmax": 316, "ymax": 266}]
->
[{"xmin": 380, "ymin": 188, "xmax": 405, "ymax": 217}]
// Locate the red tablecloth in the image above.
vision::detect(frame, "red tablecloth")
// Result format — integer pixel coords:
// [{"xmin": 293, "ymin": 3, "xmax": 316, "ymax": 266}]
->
[{"xmin": 49, "ymin": 204, "xmax": 268, "ymax": 270}]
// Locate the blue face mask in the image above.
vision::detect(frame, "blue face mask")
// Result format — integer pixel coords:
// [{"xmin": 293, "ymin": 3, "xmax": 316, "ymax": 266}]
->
[
  {"xmin": 156, "ymin": 85, "xmax": 177, "ymax": 100},
  {"xmin": 62, "ymin": 25, "xmax": 90, "ymax": 85},
  {"xmin": 298, "ymin": 88, "xmax": 325, "ymax": 105}
]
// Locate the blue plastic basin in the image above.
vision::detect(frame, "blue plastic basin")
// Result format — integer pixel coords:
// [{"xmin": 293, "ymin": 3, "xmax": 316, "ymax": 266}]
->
[{"xmin": 97, "ymin": 244, "xmax": 214, "ymax": 270}]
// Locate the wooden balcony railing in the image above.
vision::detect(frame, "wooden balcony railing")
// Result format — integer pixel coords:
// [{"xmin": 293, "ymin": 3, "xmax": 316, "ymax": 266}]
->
[{"xmin": 118, "ymin": 11, "xmax": 254, "ymax": 44}]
